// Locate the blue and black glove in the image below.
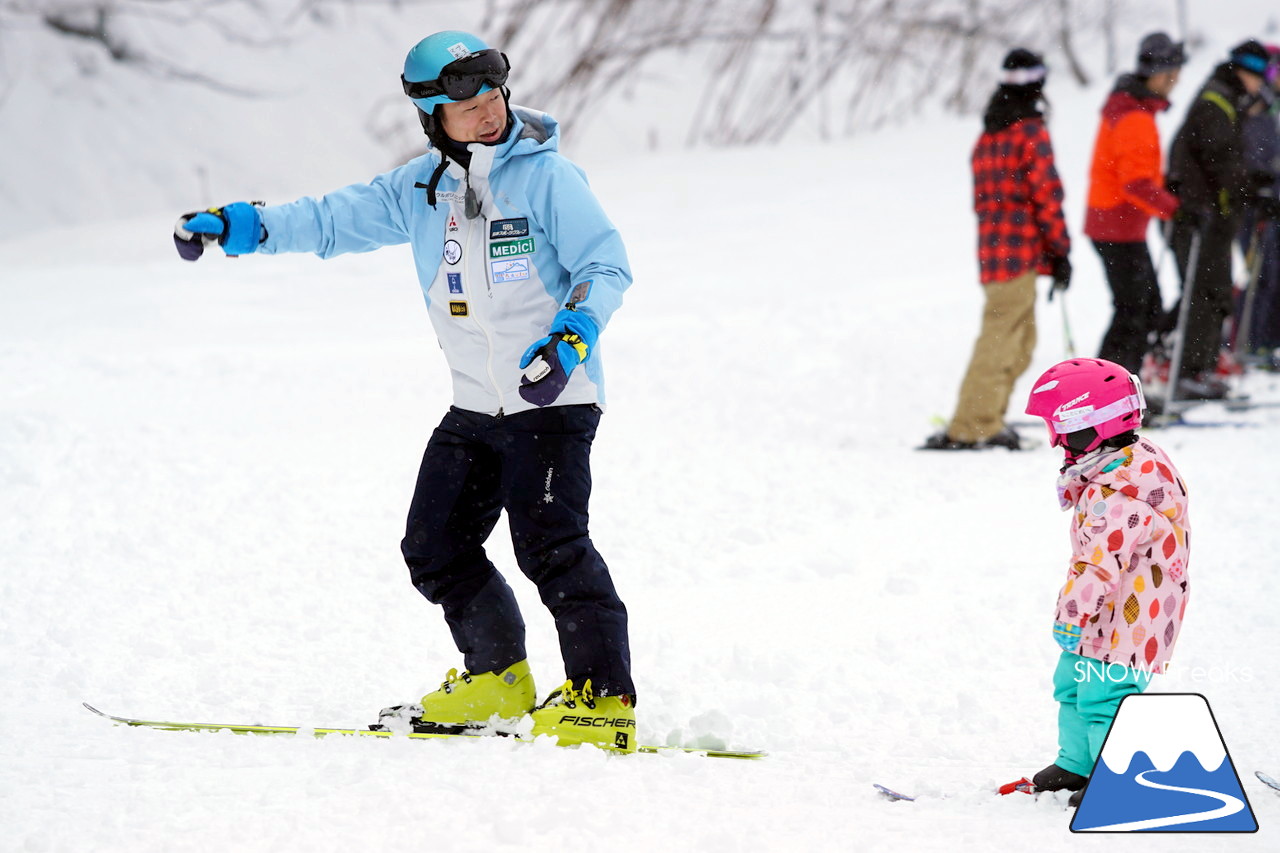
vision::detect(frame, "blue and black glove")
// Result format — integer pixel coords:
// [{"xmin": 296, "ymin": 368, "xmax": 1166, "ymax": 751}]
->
[
  {"xmin": 518, "ymin": 308, "xmax": 598, "ymax": 408},
  {"xmin": 174, "ymin": 202, "xmax": 265, "ymax": 261},
  {"xmin": 1053, "ymin": 621, "xmax": 1083, "ymax": 653}
]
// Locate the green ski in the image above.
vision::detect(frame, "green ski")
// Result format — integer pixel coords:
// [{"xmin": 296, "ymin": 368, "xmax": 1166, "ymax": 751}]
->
[{"xmin": 83, "ymin": 703, "xmax": 765, "ymax": 760}]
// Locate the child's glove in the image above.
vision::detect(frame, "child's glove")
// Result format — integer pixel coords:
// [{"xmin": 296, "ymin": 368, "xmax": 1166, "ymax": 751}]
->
[
  {"xmin": 1053, "ymin": 621, "xmax": 1083, "ymax": 652},
  {"xmin": 518, "ymin": 308, "xmax": 598, "ymax": 407},
  {"xmin": 174, "ymin": 202, "xmax": 265, "ymax": 261}
]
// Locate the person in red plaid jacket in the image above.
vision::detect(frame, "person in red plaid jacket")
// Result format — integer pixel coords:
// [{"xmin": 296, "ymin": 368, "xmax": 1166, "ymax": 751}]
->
[{"xmin": 925, "ymin": 49, "xmax": 1072, "ymax": 451}]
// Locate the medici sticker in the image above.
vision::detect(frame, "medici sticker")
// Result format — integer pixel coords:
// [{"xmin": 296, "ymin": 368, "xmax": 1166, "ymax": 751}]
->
[{"xmin": 489, "ymin": 237, "xmax": 535, "ymax": 259}]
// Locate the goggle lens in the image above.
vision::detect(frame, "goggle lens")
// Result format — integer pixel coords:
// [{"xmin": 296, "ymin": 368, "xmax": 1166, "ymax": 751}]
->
[{"xmin": 402, "ymin": 50, "xmax": 510, "ymax": 102}]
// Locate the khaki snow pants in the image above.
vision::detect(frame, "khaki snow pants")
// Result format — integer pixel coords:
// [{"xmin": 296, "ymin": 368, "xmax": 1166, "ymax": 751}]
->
[{"xmin": 948, "ymin": 271, "xmax": 1037, "ymax": 443}]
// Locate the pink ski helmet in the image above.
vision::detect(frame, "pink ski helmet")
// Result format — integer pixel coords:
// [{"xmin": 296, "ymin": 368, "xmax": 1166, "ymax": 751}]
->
[{"xmin": 1025, "ymin": 358, "xmax": 1145, "ymax": 453}]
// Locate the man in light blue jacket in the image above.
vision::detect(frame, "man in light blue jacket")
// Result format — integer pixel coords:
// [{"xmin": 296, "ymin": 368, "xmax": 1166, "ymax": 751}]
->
[{"xmin": 174, "ymin": 30, "xmax": 637, "ymax": 751}]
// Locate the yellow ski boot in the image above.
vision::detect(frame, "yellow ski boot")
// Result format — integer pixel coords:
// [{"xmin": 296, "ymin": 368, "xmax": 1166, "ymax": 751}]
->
[
  {"xmin": 529, "ymin": 679, "xmax": 637, "ymax": 753},
  {"xmin": 380, "ymin": 660, "xmax": 536, "ymax": 733}
]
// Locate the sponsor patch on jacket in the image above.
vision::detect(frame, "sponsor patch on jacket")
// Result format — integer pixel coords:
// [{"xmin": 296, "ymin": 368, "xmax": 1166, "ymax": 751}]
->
[
  {"xmin": 449, "ymin": 301, "xmax": 469, "ymax": 317},
  {"xmin": 490, "ymin": 218, "xmax": 529, "ymax": 239},
  {"xmin": 490, "ymin": 237, "xmax": 535, "ymax": 259},
  {"xmin": 447, "ymin": 273, "xmax": 463, "ymax": 294},
  {"xmin": 443, "ymin": 239, "xmax": 462, "ymax": 265},
  {"xmin": 447, "ymin": 214, "xmax": 459, "ymax": 233},
  {"xmin": 491, "ymin": 258, "xmax": 530, "ymax": 283}
]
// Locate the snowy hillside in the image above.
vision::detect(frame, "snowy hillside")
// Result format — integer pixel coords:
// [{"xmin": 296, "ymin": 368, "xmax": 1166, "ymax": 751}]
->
[{"xmin": 4, "ymin": 2, "xmax": 1280, "ymax": 851}]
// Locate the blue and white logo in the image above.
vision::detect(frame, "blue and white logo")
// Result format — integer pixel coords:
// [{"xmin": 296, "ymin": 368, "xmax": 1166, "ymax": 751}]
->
[
  {"xmin": 490, "ymin": 258, "xmax": 530, "ymax": 283},
  {"xmin": 447, "ymin": 273, "xmax": 463, "ymax": 294},
  {"xmin": 1072, "ymin": 693, "xmax": 1258, "ymax": 833}
]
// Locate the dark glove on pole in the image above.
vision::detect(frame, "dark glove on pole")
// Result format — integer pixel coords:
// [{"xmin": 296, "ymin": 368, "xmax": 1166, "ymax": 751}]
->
[{"xmin": 1047, "ymin": 255, "xmax": 1071, "ymax": 302}]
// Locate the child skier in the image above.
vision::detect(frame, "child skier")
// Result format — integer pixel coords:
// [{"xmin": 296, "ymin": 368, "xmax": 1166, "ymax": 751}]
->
[{"xmin": 1022, "ymin": 358, "xmax": 1191, "ymax": 807}]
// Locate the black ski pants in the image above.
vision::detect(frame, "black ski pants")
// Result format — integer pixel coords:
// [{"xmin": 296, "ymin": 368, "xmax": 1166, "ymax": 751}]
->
[
  {"xmin": 401, "ymin": 404, "xmax": 634, "ymax": 698},
  {"xmin": 1170, "ymin": 216, "xmax": 1236, "ymax": 377},
  {"xmin": 1093, "ymin": 240, "xmax": 1164, "ymax": 375}
]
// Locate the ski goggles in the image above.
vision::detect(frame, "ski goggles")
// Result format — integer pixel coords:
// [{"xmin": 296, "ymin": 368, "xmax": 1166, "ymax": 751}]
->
[
  {"xmin": 1049, "ymin": 376, "xmax": 1146, "ymax": 436},
  {"xmin": 401, "ymin": 49, "xmax": 510, "ymax": 102},
  {"xmin": 1233, "ymin": 50, "xmax": 1271, "ymax": 76}
]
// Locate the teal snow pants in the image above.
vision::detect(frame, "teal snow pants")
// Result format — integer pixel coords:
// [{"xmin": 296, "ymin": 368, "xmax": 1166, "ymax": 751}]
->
[{"xmin": 1052, "ymin": 651, "xmax": 1152, "ymax": 777}]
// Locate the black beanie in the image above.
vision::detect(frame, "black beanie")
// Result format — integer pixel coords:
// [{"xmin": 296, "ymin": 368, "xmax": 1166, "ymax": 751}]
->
[
  {"xmin": 1136, "ymin": 32, "xmax": 1186, "ymax": 76},
  {"xmin": 1000, "ymin": 48, "xmax": 1046, "ymax": 88}
]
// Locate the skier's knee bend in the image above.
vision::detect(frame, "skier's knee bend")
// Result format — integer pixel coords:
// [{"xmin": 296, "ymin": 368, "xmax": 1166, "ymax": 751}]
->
[
  {"xmin": 513, "ymin": 534, "xmax": 600, "ymax": 585},
  {"xmin": 405, "ymin": 546, "xmax": 494, "ymax": 603}
]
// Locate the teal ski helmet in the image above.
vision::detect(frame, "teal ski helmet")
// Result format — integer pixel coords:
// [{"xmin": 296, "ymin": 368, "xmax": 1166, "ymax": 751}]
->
[{"xmin": 402, "ymin": 31, "xmax": 510, "ymax": 112}]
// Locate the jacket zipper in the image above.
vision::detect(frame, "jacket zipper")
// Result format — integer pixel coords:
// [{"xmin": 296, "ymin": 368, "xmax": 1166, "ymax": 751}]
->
[{"xmin": 464, "ymin": 192, "xmax": 505, "ymax": 412}]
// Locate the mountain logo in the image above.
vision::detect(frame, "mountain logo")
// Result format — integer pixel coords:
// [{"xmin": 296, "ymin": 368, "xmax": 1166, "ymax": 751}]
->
[{"xmin": 1071, "ymin": 693, "xmax": 1258, "ymax": 833}]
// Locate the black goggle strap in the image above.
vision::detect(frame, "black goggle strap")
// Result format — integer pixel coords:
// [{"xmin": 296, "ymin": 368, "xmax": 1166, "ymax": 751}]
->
[{"xmin": 414, "ymin": 158, "xmax": 451, "ymax": 209}]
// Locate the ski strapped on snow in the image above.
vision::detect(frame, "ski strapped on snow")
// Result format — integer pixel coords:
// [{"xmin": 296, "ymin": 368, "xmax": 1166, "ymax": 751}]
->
[
  {"xmin": 873, "ymin": 777, "xmax": 1036, "ymax": 802},
  {"xmin": 82, "ymin": 703, "xmax": 765, "ymax": 760},
  {"xmin": 873, "ymin": 783, "xmax": 916, "ymax": 802}
]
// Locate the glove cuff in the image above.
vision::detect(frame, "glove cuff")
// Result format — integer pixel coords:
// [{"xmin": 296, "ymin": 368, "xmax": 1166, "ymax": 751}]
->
[
  {"xmin": 220, "ymin": 202, "xmax": 264, "ymax": 256},
  {"xmin": 549, "ymin": 308, "xmax": 599, "ymax": 358}
]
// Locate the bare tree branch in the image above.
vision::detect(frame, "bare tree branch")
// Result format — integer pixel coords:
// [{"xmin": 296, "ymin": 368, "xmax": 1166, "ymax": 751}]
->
[{"xmin": 484, "ymin": 0, "xmax": 1127, "ymax": 147}]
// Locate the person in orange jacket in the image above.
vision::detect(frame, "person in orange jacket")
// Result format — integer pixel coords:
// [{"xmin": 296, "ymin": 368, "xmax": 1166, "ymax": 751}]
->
[{"xmin": 1084, "ymin": 33, "xmax": 1187, "ymax": 375}]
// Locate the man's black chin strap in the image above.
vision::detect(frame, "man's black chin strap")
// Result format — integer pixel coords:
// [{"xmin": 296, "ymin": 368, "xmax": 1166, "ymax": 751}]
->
[{"xmin": 414, "ymin": 88, "xmax": 513, "ymax": 212}]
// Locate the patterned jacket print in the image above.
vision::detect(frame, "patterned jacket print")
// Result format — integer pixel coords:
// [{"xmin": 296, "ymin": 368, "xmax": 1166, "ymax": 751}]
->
[
  {"xmin": 972, "ymin": 118, "xmax": 1071, "ymax": 284},
  {"xmin": 1054, "ymin": 438, "xmax": 1190, "ymax": 672}
]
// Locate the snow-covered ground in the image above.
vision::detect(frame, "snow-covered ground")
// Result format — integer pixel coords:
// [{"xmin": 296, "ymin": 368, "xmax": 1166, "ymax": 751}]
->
[{"xmin": 4, "ymin": 3, "xmax": 1280, "ymax": 851}]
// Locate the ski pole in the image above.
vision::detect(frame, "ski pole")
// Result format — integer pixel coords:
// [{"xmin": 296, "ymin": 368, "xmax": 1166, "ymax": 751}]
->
[
  {"xmin": 1153, "ymin": 223, "xmax": 1175, "ymax": 284},
  {"xmin": 1059, "ymin": 290, "xmax": 1077, "ymax": 358},
  {"xmin": 1164, "ymin": 227, "xmax": 1203, "ymax": 420},
  {"xmin": 1234, "ymin": 220, "xmax": 1268, "ymax": 355}
]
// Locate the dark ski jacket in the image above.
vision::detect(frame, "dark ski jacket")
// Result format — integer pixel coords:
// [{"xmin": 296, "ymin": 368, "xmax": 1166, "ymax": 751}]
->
[{"xmin": 1166, "ymin": 63, "xmax": 1256, "ymax": 221}]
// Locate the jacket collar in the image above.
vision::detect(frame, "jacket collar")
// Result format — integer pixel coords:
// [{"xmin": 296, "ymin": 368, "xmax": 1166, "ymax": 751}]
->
[
  {"xmin": 1109, "ymin": 73, "xmax": 1171, "ymax": 112},
  {"xmin": 1055, "ymin": 445, "xmax": 1133, "ymax": 510},
  {"xmin": 442, "ymin": 107, "xmax": 559, "ymax": 180}
]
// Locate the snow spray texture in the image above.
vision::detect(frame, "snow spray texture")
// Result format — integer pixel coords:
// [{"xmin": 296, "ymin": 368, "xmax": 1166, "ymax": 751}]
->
[{"xmin": 1072, "ymin": 693, "xmax": 1258, "ymax": 833}]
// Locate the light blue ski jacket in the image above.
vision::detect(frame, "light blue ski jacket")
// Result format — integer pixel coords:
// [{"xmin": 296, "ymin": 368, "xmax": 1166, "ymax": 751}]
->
[{"xmin": 258, "ymin": 106, "xmax": 631, "ymax": 416}]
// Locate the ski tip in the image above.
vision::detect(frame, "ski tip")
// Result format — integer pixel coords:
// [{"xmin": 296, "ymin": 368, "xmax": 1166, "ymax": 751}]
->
[
  {"xmin": 83, "ymin": 702, "xmax": 105, "ymax": 716},
  {"xmin": 996, "ymin": 777, "xmax": 1037, "ymax": 796},
  {"xmin": 1257, "ymin": 770, "xmax": 1280, "ymax": 791},
  {"xmin": 873, "ymin": 783, "xmax": 916, "ymax": 801}
]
